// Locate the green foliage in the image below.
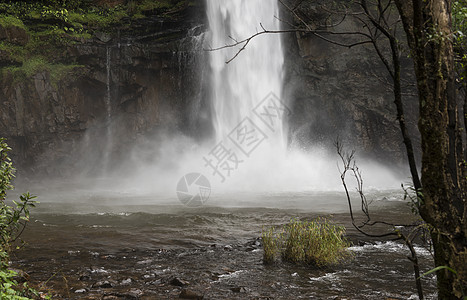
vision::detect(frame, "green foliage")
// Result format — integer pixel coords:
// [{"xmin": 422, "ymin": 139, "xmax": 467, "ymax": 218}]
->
[
  {"xmin": 402, "ymin": 183, "xmax": 424, "ymax": 215},
  {"xmin": 0, "ymin": 139, "xmax": 14, "ymax": 201},
  {"xmin": 0, "ymin": 42, "xmax": 26, "ymax": 64},
  {"xmin": 16, "ymin": 57, "xmax": 49, "ymax": 77},
  {"xmin": 0, "ymin": 16, "xmax": 25, "ymax": 30},
  {"xmin": 0, "ymin": 0, "xmax": 193, "ymax": 84},
  {"xmin": 453, "ymin": 1, "xmax": 467, "ymax": 38},
  {"xmin": 41, "ymin": 7, "xmax": 69, "ymax": 22},
  {"xmin": 0, "ymin": 138, "xmax": 37, "ymax": 255},
  {"xmin": 4, "ymin": 58, "xmax": 84, "ymax": 87},
  {"xmin": 262, "ymin": 218, "xmax": 351, "ymax": 267},
  {"xmin": 419, "ymin": 266, "xmax": 467, "ymax": 300},
  {"xmin": 262, "ymin": 226, "xmax": 280, "ymax": 263},
  {"xmin": 0, "ymin": 268, "xmax": 40, "ymax": 300},
  {"xmin": 138, "ymin": 0, "xmax": 173, "ymax": 11},
  {"xmin": 70, "ymin": 7, "xmax": 129, "ymax": 28},
  {"xmin": 0, "ymin": 138, "xmax": 42, "ymax": 299},
  {"xmin": 453, "ymin": 0, "xmax": 467, "ymax": 83}
]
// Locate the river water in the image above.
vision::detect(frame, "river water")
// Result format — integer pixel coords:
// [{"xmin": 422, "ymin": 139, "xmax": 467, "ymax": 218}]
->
[
  {"xmin": 2, "ymin": 0, "xmax": 438, "ymax": 299},
  {"xmin": 10, "ymin": 185, "xmax": 436, "ymax": 299}
]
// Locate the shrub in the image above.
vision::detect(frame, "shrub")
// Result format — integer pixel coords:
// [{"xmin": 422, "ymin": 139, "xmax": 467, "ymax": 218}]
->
[
  {"xmin": 262, "ymin": 218, "xmax": 351, "ymax": 267},
  {"xmin": 0, "ymin": 138, "xmax": 41, "ymax": 299}
]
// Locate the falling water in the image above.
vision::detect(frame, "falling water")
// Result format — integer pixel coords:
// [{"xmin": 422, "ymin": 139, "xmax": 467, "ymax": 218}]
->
[
  {"xmin": 81, "ymin": 1, "xmax": 403, "ymax": 195},
  {"xmin": 102, "ymin": 45, "xmax": 113, "ymax": 173},
  {"xmin": 105, "ymin": 46, "xmax": 112, "ymax": 122},
  {"xmin": 206, "ymin": 0, "xmax": 286, "ymax": 147},
  {"xmin": 200, "ymin": 1, "xmax": 402, "ymax": 192}
]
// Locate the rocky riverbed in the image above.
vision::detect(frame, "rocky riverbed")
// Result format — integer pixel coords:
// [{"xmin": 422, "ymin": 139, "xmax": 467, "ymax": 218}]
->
[{"xmin": 10, "ymin": 190, "xmax": 437, "ymax": 299}]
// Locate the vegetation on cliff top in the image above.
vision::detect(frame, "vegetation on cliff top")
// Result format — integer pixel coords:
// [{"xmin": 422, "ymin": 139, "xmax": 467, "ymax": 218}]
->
[{"xmin": 0, "ymin": 0, "xmax": 196, "ymax": 84}]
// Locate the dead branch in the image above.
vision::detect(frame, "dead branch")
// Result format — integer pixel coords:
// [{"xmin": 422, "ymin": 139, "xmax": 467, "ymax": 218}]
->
[{"xmin": 336, "ymin": 139, "xmax": 426, "ymax": 300}]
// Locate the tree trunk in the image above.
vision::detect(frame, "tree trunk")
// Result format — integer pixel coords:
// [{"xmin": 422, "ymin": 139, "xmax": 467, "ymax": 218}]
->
[{"xmin": 394, "ymin": 0, "xmax": 467, "ymax": 298}]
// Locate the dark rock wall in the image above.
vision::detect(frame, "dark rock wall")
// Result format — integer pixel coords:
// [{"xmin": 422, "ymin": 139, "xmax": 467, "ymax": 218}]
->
[
  {"xmin": 0, "ymin": 2, "xmax": 419, "ymax": 177},
  {"xmin": 1, "ymin": 7, "xmax": 207, "ymax": 176},
  {"xmin": 282, "ymin": 7, "xmax": 420, "ymax": 168}
]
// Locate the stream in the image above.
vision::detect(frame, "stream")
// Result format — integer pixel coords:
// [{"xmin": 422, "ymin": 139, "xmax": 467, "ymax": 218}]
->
[{"xmin": 10, "ymin": 186, "xmax": 437, "ymax": 299}]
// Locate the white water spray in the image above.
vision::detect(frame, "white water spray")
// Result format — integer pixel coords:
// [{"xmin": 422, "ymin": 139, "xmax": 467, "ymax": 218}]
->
[
  {"xmin": 200, "ymin": 0, "xmax": 402, "ymax": 192},
  {"xmin": 81, "ymin": 1, "xmax": 403, "ymax": 200}
]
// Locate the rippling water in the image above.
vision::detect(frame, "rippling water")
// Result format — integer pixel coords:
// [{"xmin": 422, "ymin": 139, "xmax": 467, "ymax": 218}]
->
[{"xmin": 8, "ymin": 186, "xmax": 436, "ymax": 299}]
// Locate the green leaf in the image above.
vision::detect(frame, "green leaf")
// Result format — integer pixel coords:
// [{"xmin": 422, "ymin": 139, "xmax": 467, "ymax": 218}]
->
[{"xmin": 418, "ymin": 265, "xmax": 458, "ymax": 279}]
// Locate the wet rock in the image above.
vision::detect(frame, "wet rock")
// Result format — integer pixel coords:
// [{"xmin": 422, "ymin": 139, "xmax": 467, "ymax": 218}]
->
[
  {"xmin": 230, "ymin": 286, "xmax": 248, "ymax": 293},
  {"xmin": 146, "ymin": 279, "xmax": 162, "ymax": 285},
  {"xmin": 102, "ymin": 290, "xmax": 143, "ymax": 300},
  {"xmin": 224, "ymin": 245, "xmax": 233, "ymax": 251},
  {"xmin": 78, "ymin": 273, "xmax": 92, "ymax": 281},
  {"xmin": 137, "ymin": 259, "xmax": 153, "ymax": 265},
  {"xmin": 74, "ymin": 288, "xmax": 87, "ymax": 293},
  {"xmin": 244, "ymin": 238, "xmax": 262, "ymax": 251},
  {"xmin": 179, "ymin": 289, "xmax": 204, "ymax": 299},
  {"xmin": 358, "ymin": 240, "xmax": 372, "ymax": 246},
  {"xmin": 90, "ymin": 266, "xmax": 108, "ymax": 274},
  {"xmin": 0, "ymin": 24, "xmax": 29, "ymax": 45},
  {"xmin": 170, "ymin": 277, "xmax": 188, "ymax": 286},
  {"xmin": 92, "ymin": 280, "xmax": 113, "ymax": 288},
  {"xmin": 128, "ymin": 288, "xmax": 144, "ymax": 298},
  {"xmin": 67, "ymin": 250, "xmax": 81, "ymax": 256},
  {"xmin": 94, "ymin": 32, "xmax": 112, "ymax": 43},
  {"xmin": 10, "ymin": 268, "xmax": 29, "ymax": 283},
  {"xmin": 121, "ymin": 278, "xmax": 132, "ymax": 285}
]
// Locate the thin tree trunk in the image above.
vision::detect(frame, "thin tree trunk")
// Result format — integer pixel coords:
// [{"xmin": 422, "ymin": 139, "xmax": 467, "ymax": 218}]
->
[{"xmin": 391, "ymin": 37, "xmax": 422, "ymax": 191}]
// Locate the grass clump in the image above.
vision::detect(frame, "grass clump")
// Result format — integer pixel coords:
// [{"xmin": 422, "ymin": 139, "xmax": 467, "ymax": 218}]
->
[
  {"xmin": 3, "ymin": 57, "xmax": 84, "ymax": 87},
  {"xmin": 0, "ymin": 42, "xmax": 26, "ymax": 63},
  {"xmin": 0, "ymin": 15, "xmax": 26, "ymax": 29},
  {"xmin": 138, "ymin": 0, "xmax": 172, "ymax": 11},
  {"xmin": 262, "ymin": 218, "xmax": 351, "ymax": 267}
]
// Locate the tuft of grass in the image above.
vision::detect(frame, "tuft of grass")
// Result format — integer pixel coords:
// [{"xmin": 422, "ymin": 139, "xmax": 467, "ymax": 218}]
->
[
  {"xmin": 262, "ymin": 226, "xmax": 280, "ymax": 263},
  {"xmin": 0, "ymin": 15, "xmax": 26, "ymax": 29},
  {"xmin": 0, "ymin": 42, "xmax": 26, "ymax": 63},
  {"xmin": 20, "ymin": 57, "xmax": 50, "ymax": 77},
  {"xmin": 262, "ymin": 218, "xmax": 352, "ymax": 267},
  {"xmin": 138, "ymin": 0, "xmax": 172, "ymax": 11},
  {"xmin": 3, "ymin": 57, "xmax": 84, "ymax": 86}
]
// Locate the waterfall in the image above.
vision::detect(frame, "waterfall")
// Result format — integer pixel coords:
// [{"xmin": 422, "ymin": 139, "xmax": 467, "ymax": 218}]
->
[
  {"xmin": 105, "ymin": 46, "xmax": 112, "ymax": 123},
  {"xmin": 206, "ymin": 0, "xmax": 287, "ymax": 148},
  {"xmin": 103, "ymin": 45, "xmax": 113, "ymax": 173},
  {"xmin": 170, "ymin": 0, "xmax": 398, "ymax": 194}
]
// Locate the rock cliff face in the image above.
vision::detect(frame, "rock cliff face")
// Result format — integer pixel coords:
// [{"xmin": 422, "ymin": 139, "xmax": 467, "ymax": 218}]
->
[
  {"xmin": 0, "ymin": 1, "xmax": 418, "ymax": 177},
  {"xmin": 282, "ymin": 5, "xmax": 420, "ymax": 167},
  {"xmin": 1, "ymin": 2, "xmax": 208, "ymax": 176}
]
